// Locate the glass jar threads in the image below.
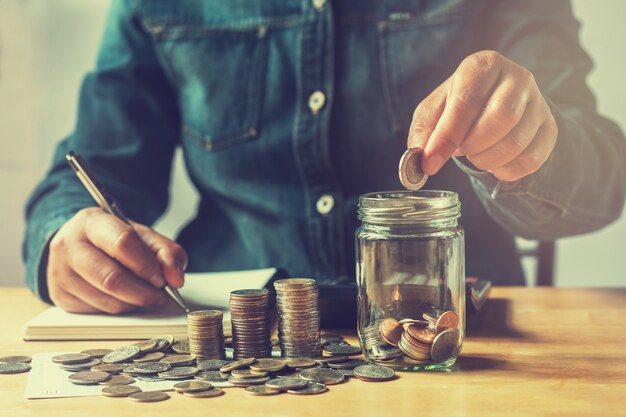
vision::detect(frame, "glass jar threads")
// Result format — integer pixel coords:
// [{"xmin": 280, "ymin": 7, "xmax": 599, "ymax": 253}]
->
[{"xmin": 356, "ymin": 190, "xmax": 465, "ymax": 371}]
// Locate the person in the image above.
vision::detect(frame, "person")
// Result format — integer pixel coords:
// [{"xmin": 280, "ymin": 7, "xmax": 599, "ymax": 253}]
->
[{"xmin": 23, "ymin": 0, "xmax": 626, "ymax": 314}]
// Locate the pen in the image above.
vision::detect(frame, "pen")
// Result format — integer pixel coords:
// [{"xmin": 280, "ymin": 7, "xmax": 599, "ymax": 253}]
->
[{"xmin": 65, "ymin": 151, "xmax": 191, "ymax": 314}]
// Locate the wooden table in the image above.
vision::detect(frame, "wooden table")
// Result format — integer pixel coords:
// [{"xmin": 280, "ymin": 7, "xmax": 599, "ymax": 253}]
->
[{"xmin": 1, "ymin": 287, "xmax": 625, "ymax": 417}]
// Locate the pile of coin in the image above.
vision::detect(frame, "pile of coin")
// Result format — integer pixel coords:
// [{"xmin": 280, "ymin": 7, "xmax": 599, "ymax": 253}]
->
[
  {"xmin": 362, "ymin": 310, "xmax": 460, "ymax": 365},
  {"xmin": 229, "ymin": 289, "xmax": 272, "ymax": 359},
  {"xmin": 0, "ymin": 355, "xmax": 32, "ymax": 375},
  {"xmin": 187, "ymin": 310, "xmax": 226, "ymax": 359},
  {"xmin": 274, "ymin": 279, "xmax": 322, "ymax": 358}
]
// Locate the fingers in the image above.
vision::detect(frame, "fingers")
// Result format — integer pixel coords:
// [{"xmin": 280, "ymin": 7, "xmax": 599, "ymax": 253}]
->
[
  {"xmin": 407, "ymin": 80, "xmax": 448, "ymax": 149},
  {"xmin": 55, "ymin": 270, "xmax": 139, "ymax": 314},
  {"xmin": 82, "ymin": 210, "xmax": 166, "ymax": 288},
  {"xmin": 66, "ymin": 241, "xmax": 171, "ymax": 308},
  {"xmin": 466, "ymin": 98, "xmax": 543, "ymax": 171},
  {"xmin": 422, "ymin": 51, "xmax": 502, "ymax": 174},
  {"xmin": 132, "ymin": 222, "xmax": 188, "ymax": 289},
  {"xmin": 459, "ymin": 69, "xmax": 533, "ymax": 156},
  {"xmin": 491, "ymin": 119, "xmax": 558, "ymax": 182}
]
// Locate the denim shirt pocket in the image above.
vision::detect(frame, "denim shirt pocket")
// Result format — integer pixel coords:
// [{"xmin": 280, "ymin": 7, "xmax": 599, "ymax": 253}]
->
[
  {"xmin": 144, "ymin": 21, "xmax": 269, "ymax": 152},
  {"xmin": 376, "ymin": 0, "xmax": 485, "ymax": 134}
]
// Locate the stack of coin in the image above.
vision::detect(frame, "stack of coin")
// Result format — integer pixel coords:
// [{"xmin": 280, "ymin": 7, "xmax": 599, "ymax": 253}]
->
[
  {"xmin": 229, "ymin": 289, "xmax": 272, "ymax": 359},
  {"xmin": 187, "ymin": 310, "xmax": 226, "ymax": 359},
  {"xmin": 274, "ymin": 278, "xmax": 322, "ymax": 358}
]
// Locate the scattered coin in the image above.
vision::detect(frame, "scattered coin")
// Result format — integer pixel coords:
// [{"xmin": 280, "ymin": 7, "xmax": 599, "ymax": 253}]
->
[
  {"xmin": 231, "ymin": 369, "xmax": 268, "ymax": 378},
  {"xmin": 158, "ymin": 366, "xmax": 199, "ymax": 379},
  {"xmin": 229, "ymin": 375, "xmax": 270, "ymax": 386},
  {"xmin": 327, "ymin": 359, "xmax": 368, "ymax": 369},
  {"xmin": 323, "ymin": 345, "xmax": 362, "ymax": 356},
  {"xmin": 398, "ymin": 147, "xmax": 428, "ymax": 190},
  {"xmin": 60, "ymin": 358, "xmax": 102, "ymax": 371},
  {"xmin": 300, "ymin": 368, "xmax": 345, "ymax": 385},
  {"xmin": 160, "ymin": 354, "xmax": 196, "ymax": 366},
  {"xmin": 101, "ymin": 385, "xmax": 141, "ymax": 397},
  {"xmin": 132, "ymin": 339, "xmax": 158, "ymax": 353},
  {"xmin": 0, "ymin": 362, "xmax": 31, "ymax": 374},
  {"xmin": 173, "ymin": 380, "xmax": 213, "ymax": 393},
  {"xmin": 102, "ymin": 346, "xmax": 141, "ymax": 364},
  {"xmin": 245, "ymin": 385, "xmax": 281, "ymax": 396},
  {"xmin": 0, "ymin": 355, "xmax": 32, "ymax": 364},
  {"xmin": 172, "ymin": 338, "xmax": 190, "ymax": 355},
  {"xmin": 283, "ymin": 358, "xmax": 317, "ymax": 369},
  {"xmin": 353, "ymin": 365, "xmax": 396, "ymax": 382},
  {"xmin": 315, "ymin": 356, "xmax": 349, "ymax": 365},
  {"xmin": 430, "ymin": 328, "xmax": 460, "ymax": 363},
  {"xmin": 197, "ymin": 359, "xmax": 229, "ymax": 371},
  {"xmin": 68, "ymin": 371, "xmax": 110, "ymax": 385},
  {"xmin": 133, "ymin": 352, "xmax": 165, "ymax": 363},
  {"xmin": 249, "ymin": 359, "xmax": 286, "ymax": 373},
  {"xmin": 338, "ymin": 369, "xmax": 354, "ymax": 378},
  {"xmin": 91, "ymin": 363, "xmax": 124, "ymax": 374},
  {"xmin": 153, "ymin": 336, "xmax": 174, "ymax": 352},
  {"xmin": 287, "ymin": 382, "xmax": 328, "ymax": 395},
  {"xmin": 133, "ymin": 362, "xmax": 171, "ymax": 374},
  {"xmin": 128, "ymin": 391, "xmax": 170, "ymax": 402},
  {"xmin": 379, "ymin": 318, "xmax": 403, "ymax": 346},
  {"xmin": 195, "ymin": 370, "xmax": 229, "ymax": 382},
  {"xmin": 52, "ymin": 353, "xmax": 91, "ymax": 365},
  {"xmin": 184, "ymin": 388, "xmax": 224, "ymax": 398},
  {"xmin": 220, "ymin": 357, "xmax": 256, "ymax": 372},
  {"xmin": 80, "ymin": 349, "xmax": 113, "ymax": 358},
  {"xmin": 265, "ymin": 377, "xmax": 309, "ymax": 391},
  {"xmin": 99, "ymin": 375, "xmax": 135, "ymax": 386}
]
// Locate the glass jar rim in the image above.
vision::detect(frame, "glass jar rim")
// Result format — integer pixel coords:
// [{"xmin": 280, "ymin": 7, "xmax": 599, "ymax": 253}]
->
[{"xmin": 358, "ymin": 190, "xmax": 461, "ymax": 226}]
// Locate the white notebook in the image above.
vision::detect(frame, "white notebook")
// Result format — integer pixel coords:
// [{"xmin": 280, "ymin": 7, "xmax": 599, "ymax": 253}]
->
[{"xmin": 23, "ymin": 268, "xmax": 278, "ymax": 341}]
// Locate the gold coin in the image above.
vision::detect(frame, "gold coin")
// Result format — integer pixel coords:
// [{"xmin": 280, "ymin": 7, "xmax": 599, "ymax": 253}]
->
[
  {"xmin": 184, "ymin": 388, "xmax": 224, "ymax": 398},
  {"xmin": 219, "ymin": 358, "xmax": 256, "ymax": 372},
  {"xmin": 99, "ymin": 375, "xmax": 135, "ymax": 386},
  {"xmin": 173, "ymin": 380, "xmax": 213, "ymax": 393},
  {"xmin": 378, "ymin": 318, "xmax": 403, "ymax": 347},
  {"xmin": 128, "ymin": 391, "xmax": 170, "ymax": 402},
  {"xmin": 249, "ymin": 359, "xmax": 286, "ymax": 373},
  {"xmin": 0, "ymin": 355, "xmax": 32, "ymax": 364},
  {"xmin": 101, "ymin": 385, "xmax": 141, "ymax": 397},
  {"xmin": 435, "ymin": 311, "xmax": 459, "ymax": 334}
]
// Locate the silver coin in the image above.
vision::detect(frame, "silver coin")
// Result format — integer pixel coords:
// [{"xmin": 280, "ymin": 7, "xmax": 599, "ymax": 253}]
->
[
  {"xmin": 158, "ymin": 366, "xmax": 199, "ymax": 379},
  {"xmin": 131, "ymin": 361, "xmax": 171, "ymax": 374},
  {"xmin": 219, "ymin": 358, "xmax": 256, "ymax": 372},
  {"xmin": 0, "ymin": 355, "xmax": 32, "ymax": 364},
  {"xmin": 353, "ymin": 364, "xmax": 396, "ymax": 382},
  {"xmin": 398, "ymin": 147, "xmax": 428, "ymax": 190},
  {"xmin": 128, "ymin": 391, "xmax": 170, "ymax": 402},
  {"xmin": 299, "ymin": 368, "xmax": 345, "ymax": 385},
  {"xmin": 287, "ymin": 382, "xmax": 328, "ymax": 395},
  {"xmin": 0, "ymin": 362, "xmax": 31, "ymax": 374},
  {"xmin": 245, "ymin": 385, "xmax": 281, "ymax": 396},
  {"xmin": 265, "ymin": 377, "xmax": 309, "ymax": 391},
  {"xmin": 322, "ymin": 345, "xmax": 362, "ymax": 356},
  {"xmin": 68, "ymin": 371, "xmax": 110, "ymax": 385},
  {"xmin": 52, "ymin": 353, "xmax": 91, "ymax": 365},
  {"xmin": 327, "ymin": 359, "xmax": 368, "ymax": 369},
  {"xmin": 102, "ymin": 346, "xmax": 141, "ymax": 364},
  {"xmin": 172, "ymin": 338, "xmax": 190, "ymax": 354},
  {"xmin": 195, "ymin": 370, "xmax": 229, "ymax": 382},
  {"xmin": 101, "ymin": 385, "xmax": 141, "ymax": 397},
  {"xmin": 197, "ymin": 359, "xmax": 229, "ymax": 371}
]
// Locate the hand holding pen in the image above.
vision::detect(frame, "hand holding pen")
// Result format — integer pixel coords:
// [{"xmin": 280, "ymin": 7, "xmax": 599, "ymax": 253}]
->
[{"xmin": 44, "ymin": 151, "xmax": 190, "ymax": 315}]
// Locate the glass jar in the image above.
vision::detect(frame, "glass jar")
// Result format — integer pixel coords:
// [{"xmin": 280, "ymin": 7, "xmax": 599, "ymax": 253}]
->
[{"xmin": 356, "ymin": 190, "xmax": 465, "ymax": 371}]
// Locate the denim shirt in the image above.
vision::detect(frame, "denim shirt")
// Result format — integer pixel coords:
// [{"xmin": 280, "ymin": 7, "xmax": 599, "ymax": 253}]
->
[{"xmin": 24, "ymin": 0, "xmax": 626, "ymax": 302}]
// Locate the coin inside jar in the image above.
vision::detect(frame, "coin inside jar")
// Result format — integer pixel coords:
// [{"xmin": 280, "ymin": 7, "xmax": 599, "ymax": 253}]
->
[
  {"xmin": 378, "ymin": 318, "xmax": 403, "ymax": 346},
  {"xmin": 398, "ymin": 147, "xmax": 428, "ymax": 190}
]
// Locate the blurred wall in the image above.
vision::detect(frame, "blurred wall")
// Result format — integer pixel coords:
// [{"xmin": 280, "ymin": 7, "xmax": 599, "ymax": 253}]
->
[{"xmin": 0, "ymin": 0, "xmax": 624, "ymax": 288}]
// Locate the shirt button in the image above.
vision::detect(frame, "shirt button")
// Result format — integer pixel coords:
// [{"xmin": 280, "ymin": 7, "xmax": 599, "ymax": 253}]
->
[
  {"xmin": 312, "ymin": 0, "xmax": 326, "ymax": 11},
  {"xmin": 308, "ymin": 91, "xmax": 326, "ymax": 115},
  {"xmin": 316, "ymin": 194, "xmax": 335, "ymax": 215}
]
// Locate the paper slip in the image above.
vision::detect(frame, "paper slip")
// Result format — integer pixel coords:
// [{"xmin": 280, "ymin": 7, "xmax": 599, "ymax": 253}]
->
[{"xmin": 25, "ymin": 352, "xmax": 235, "ymax": 399}]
